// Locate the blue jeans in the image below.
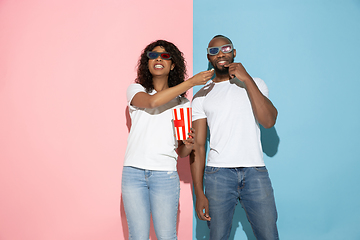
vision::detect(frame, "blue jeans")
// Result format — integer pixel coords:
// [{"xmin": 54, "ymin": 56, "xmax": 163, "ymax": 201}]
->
[
  {"xmin": 204, "ymin": 166, "xmax": 279, "ymax": 240},
  {"xmin": 121, "ymin": 166, "xmax": 180, "ymax": 240}
]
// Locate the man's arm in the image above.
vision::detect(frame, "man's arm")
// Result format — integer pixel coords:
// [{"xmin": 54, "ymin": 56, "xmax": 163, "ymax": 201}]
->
[
  {"xmin": 225, "ymin": 63, "xmax": 278, "ymax": 128},
  {"xmin": 190, "ymin": 118, "xmax": 211, "ymax": 221}
]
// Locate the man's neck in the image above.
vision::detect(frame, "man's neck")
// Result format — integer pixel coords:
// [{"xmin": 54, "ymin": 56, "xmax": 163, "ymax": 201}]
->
[{"xmin": 212, "ymin": 73, "xmax": 230, "ymax": 83}]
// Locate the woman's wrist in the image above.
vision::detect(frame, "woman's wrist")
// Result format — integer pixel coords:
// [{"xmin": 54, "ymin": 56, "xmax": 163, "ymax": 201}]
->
[{"xmin": 185, "ymin": 77, "xmax": 196, "ymax": 87}]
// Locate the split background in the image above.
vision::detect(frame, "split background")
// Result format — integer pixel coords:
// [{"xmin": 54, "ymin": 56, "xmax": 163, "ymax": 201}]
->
[{"xmin": 1, "ymin": 0, "xmax": 359, "ymax": 239}]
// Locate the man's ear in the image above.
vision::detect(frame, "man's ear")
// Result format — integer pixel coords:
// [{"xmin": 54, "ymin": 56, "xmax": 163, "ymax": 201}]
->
[{"xmin": 233, "ymin": 49, "xmax": 236, "ymax": 58}]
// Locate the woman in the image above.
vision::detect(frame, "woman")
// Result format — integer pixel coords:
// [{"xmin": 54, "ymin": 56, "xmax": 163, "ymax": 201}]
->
[{"xmin": 121, "ymin": 40, "xmax": 213, "ymax": 240}]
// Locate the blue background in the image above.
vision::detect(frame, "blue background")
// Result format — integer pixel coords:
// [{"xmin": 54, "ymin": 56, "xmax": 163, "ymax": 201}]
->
[{"xmin": 192, "ymin": 0, "xmax": 360, "ymax": 239}]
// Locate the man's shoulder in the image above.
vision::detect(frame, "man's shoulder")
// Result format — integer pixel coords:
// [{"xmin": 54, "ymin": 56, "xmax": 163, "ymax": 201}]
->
[
  {"xmin": 193, "ymin": 81, "xmax": 216, "ymax": 101},
  {"xmin": 253, "ymin": 77, "xmax": 265, "ymax": 84}
]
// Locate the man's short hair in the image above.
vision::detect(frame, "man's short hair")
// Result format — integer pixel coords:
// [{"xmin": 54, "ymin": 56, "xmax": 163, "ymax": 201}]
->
[{"xmin": 212, "ymin": 35, "xmax": 233, "ymax": 44}]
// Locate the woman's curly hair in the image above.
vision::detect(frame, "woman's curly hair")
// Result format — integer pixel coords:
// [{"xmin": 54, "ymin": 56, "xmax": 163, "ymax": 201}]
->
[{"xmin": 135, "ymin": 40, "xmax": 187, "ymax": 97}]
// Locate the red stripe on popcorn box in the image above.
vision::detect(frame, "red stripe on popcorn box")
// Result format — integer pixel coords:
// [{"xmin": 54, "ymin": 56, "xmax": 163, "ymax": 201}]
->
[{"xmin": 172, "ymin": 107, "xmax": 192, "ymax": 140}]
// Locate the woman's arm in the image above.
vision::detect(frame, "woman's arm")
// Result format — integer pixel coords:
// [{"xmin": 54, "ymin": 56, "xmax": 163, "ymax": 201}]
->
[{"xmin": 131, "ymin": 70, "xmax": 214, "ymax": 109}]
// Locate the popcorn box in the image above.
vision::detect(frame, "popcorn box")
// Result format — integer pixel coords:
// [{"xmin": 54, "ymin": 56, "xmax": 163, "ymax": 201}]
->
[{"xmin": 172, "ymin": 107, "xmax": 192, "ymax": 140}]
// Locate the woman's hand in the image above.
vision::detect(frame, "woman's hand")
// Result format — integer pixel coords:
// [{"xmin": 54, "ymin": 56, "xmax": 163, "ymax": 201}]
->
[
  {"xmin": 182, "ymin": 128, "xmax": 195, "ymax": 149},
  {"xmin": 177, "ymin": 128, "xmax": 196, "ymax": 158},
  {"xmin": 188, "ymin": 69, "xmax": 214, "ymax": 86}
]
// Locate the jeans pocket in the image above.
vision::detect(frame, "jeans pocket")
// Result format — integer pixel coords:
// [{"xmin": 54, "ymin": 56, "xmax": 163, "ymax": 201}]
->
[
  {"xmin": 204, "ymin": 166, "xmax": 220, "ymax": 174},
  {"xmin": 254, "ymin": 166, "xmax": 268, "ymax": 172}
]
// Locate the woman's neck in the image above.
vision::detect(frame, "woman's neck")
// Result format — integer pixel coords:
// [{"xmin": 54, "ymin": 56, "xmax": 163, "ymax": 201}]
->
[{"xmin": 152, "ymin": 76, "xmax": 169, "ymax": 92}]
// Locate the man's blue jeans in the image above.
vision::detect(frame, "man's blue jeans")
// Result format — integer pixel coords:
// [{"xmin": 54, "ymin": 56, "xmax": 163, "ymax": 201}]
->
[
  {"xmin": 204, "ymin": 166, "xmax": 279, "ymax": 240},
  {"xmin": 121, "ymin": 166, "xmax": 180, "ymax": 240}
]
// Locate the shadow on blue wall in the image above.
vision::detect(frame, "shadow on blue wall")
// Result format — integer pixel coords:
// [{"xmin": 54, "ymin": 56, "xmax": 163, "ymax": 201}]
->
[{"xmin": 261, "ymin": 125, "xmax": 280, "ymax": 157}]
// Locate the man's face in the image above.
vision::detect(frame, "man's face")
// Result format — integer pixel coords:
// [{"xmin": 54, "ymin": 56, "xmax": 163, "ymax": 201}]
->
[{"xmin": 207, "ymin": 37, "xmax": 236, "ymax": 75}]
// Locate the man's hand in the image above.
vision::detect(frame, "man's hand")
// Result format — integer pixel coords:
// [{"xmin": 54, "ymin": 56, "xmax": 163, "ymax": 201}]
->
[
  {"xmin": 224, "ymin": 63, "xmax": 278, "ymax": 128},
  {"xmin": 195, "ymin": 193, "xmax": 211, "ymax": 221},
  {"xmin": 224, "ymin": 62, "xmax": 251, "ymax": 82}
]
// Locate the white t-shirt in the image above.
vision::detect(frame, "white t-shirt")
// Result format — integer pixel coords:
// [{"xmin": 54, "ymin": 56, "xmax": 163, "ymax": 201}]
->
[
  {"xmin": 124, "ymin": 83, "xmax": 190, "ymax": 171},
  {"xmin": 192, "ymin": 77, "xmax": 269, "ymax": 167}
]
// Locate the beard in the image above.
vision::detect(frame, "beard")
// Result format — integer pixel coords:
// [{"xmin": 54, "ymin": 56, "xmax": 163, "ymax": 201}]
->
[
  {"xmin": 214, "ymin": 64, "xmax": 229, "ymax": 75},
  {"xmin": 210, "ymin": 56, "xmax": 234, "ymax": 76}
]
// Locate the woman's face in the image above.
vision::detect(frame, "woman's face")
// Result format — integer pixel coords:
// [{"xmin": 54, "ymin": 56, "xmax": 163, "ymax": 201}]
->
[{"xmin": 148, "ymin": 46, "xmax": 175, "ymax": 77}]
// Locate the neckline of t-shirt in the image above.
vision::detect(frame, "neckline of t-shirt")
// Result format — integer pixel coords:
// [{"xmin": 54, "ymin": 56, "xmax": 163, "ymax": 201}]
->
[{"xmin": 211, "ymin": 79, "xmax": 230, "ymax": 84}]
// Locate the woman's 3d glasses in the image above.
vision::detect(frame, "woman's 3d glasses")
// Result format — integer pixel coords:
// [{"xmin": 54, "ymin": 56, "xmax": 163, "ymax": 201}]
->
[
  {"xmin": 207, "ymin": 44, "xmax": 233, "ymax": 55},
  {"xmin": 147, "ymin": 51, "xmax": 172, "ymax": 60}
]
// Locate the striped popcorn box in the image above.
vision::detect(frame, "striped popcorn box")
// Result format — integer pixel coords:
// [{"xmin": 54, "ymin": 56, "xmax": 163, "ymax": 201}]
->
[{"xmin": 172, "ymin": 107, "xmax": 192, "ymax": 140}]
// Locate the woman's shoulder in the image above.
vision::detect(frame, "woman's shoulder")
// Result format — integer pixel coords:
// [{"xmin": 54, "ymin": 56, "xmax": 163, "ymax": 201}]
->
[
  {"xmin": 127, "ymin": 83, "xmax": 144, "ymax": 91},
  {"xmin": 126, "ymin": 83, "xmax": 148, "ymax": 103}
]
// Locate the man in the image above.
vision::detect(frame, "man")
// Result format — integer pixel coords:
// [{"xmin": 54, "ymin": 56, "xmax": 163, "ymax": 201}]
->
[{"xmin": 190, "ymin": 35, "xmax": 279, "ymax": 240}]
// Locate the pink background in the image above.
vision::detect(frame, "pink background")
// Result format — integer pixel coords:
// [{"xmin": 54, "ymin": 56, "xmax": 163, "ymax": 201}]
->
[{"xmin": 0, "ymin": 0, "xmax": 193, "ymax": 239}]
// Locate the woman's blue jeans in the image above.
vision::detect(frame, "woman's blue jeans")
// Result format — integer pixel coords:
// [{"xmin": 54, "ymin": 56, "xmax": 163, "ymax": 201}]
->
[
  {"xmin": 204, "ymin": 166, "xmax": 279, "ymax": 240},
  {"xmin": 121, "ymin": 166, "xmax": 180, "ymax": 240}
]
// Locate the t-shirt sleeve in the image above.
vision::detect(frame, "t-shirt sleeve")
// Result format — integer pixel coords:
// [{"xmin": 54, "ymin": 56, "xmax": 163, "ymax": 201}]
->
[
  {"xmin": 191, "ymin": 96, "xmax": 206, "ymax": 121},
  {"xmin": 254, "ymin": 78, "xmax": 269, "ymax": 98},
  {"xmin": 126, "ymin": 83, "xmax": 146, "ymax": 109}
]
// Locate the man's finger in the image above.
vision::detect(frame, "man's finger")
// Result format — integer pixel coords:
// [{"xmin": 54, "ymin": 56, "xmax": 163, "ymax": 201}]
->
[{"xmin": 204, "ymin": 206, "xmax": 211, "ymax": 220}]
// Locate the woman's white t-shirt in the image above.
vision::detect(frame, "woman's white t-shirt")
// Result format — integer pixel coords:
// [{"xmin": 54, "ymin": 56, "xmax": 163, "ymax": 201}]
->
[{"xmin": 124, "ymin": 83, "xmax": 190, "ymax": 171}]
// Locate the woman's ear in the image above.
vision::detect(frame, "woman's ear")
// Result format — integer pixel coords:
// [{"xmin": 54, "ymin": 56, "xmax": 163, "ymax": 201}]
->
[{"xmin": 171, "ymin": 63, "xmax": 175, "ymax": 71}]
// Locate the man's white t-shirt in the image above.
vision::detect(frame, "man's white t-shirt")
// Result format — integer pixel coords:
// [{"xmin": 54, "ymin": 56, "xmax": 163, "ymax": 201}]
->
[
  {"xmin": 124, "ymin": 83, "xmax": 190, "ymax": 171},
  {"xmin": 192, "ymin": 77, "xmax": 268, "ymax": 167}
]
